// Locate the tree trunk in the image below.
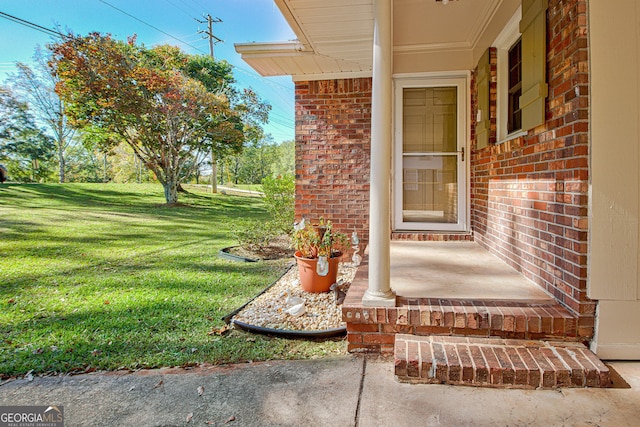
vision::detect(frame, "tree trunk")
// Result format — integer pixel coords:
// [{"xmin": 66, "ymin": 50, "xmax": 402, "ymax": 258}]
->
[
  {"xmin": 58, "ymin": 148, "xmax": 65, "ymax": 183},
  {"xmin": 163, "ymin": 178, "xmax": 179, "ymax": 204}
]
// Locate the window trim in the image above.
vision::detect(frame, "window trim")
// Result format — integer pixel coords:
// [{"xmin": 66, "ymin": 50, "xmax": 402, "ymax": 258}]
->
[{"xmin": 494, "ymin": 6, "xmax": 523, "ymax": 144}]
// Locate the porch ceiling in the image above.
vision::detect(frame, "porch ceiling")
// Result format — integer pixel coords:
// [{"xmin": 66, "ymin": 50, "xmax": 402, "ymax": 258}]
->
[{"xmin": 235, "ymin": 0, "xmax": 520, "ymax": 79}]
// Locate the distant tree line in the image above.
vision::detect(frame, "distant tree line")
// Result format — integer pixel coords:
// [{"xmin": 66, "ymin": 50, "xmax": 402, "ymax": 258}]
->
[{"xmin": 0, "ymin": 33, "xmax": 294, "ymax": 202}]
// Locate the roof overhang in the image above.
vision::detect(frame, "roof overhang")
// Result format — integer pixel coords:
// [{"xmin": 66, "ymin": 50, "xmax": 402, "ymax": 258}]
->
[
  {"xmin": 235, "ymin": 0, "xmax": 374, "ymax": 80},
  {"xmin": 234, "ymin": 41, "xmax": 372, "ymax": 81},
  {"xmin": 235, "ymin": 0, "xmax": 521, "ymax": 81}
]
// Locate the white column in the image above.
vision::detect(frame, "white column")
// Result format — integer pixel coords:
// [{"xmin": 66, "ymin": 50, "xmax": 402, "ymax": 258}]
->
[{"xmin": 363, "ymin": 0, "xmax": 395, "ymax": 307}]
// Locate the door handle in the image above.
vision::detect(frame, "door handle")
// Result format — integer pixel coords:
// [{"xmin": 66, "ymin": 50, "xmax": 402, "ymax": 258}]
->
[{"xmin": 458, "ymin": 147, "xmax": 465, "ymax": 162}]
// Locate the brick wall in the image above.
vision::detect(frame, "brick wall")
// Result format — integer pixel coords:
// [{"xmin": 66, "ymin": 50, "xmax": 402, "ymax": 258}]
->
[
  {"xmin": 470, "ymin": 0, "xmax": 593, "ymax": 336},
  {"xmin": 294, "ymin": 78, "xmax": 372, "ymax": 246}
]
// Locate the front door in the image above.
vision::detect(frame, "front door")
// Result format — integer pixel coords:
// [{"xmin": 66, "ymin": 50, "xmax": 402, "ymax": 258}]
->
[{"xmin": 394, "ymin": 77, "xmax": 467, "ymax": 231}]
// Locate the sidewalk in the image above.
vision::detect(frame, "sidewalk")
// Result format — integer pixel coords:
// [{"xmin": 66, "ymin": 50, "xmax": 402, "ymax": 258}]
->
[{"xmin": 1, "ymin": 356, "xmax": 639, "ymax": 426}]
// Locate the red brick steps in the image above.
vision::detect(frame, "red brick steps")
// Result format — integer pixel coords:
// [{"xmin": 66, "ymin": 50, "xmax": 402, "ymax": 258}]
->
[{"xmin": 394, "ymin": 335, "xmax": 610, "ymax": 389}]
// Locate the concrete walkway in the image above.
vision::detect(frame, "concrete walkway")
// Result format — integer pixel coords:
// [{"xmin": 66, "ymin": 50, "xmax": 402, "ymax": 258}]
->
[{"xmin": 1, "ymin": 356, "xmax": 640, "ymax": 426}]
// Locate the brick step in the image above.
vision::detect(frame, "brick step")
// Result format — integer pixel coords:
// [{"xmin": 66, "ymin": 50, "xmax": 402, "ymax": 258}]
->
[
  {"xmin": 391, "ymin": 232, "xmax": 474, "ymax": 242},
  {"xmin": 344, "ymin": 293, "xmax": 583, "ymax": 354},
  {"xmin": 394, "ymin": 335, "xmax": 610, "ymax": 389}
]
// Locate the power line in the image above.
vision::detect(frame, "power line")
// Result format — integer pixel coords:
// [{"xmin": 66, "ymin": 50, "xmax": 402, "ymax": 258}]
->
[
  {"xmin": 0, "ymin": 8, "xmax": 295, "ymax": 133},
  {"xmin": 176, "ymin": 0, "xmax": 203, "ymax": 16},
  {"xmin": 187, "ymin": 0, "xmax": 209, "ymax": 13},
  {"xmin": 97, "ymin": 0, "xmax": 208, "ymax": 54},
  {"xmin": 0, "ymin": 11, "xmax": 63, "ymax": 38},
  {"xmin": 160, "ymin": 0, "xmax": 197, "ymax": 20}
]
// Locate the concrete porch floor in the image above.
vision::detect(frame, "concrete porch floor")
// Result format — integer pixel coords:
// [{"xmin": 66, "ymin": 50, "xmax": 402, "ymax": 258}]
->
[
  {"xmin": 390, "ymin": 241, "xmax": 553, "ymax": 302},
  {"xmin": 343, "ymin": 240, "xmax": 583, "ymax": 354}
]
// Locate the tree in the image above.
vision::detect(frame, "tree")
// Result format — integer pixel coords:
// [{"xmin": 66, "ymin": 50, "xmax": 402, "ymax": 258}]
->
[
  {"xmin": 9, "ymin": 47, "xmax": 75, "ymax": 183},
  {"xmin": 50, "ymin": 33, "xmax": 269, "ymax": 204},
  {"xmin": 271, "ymin": 140, "xmax": 295, "ymax": 176},
  {"xmin": 0, "ymin": 86, "xmax": 56, "ymax": 182}
]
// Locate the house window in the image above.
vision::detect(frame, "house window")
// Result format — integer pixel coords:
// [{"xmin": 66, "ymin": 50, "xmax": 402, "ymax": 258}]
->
[
  {"xmin": 507, "ymin": 38, "xmax": 522, "ymax": 134},
  {"xmin": 494, "ymin": 6, "xmax": 525, "ymax": 143}
]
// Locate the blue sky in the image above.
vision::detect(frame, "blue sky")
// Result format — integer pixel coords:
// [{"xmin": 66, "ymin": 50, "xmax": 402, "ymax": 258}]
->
[{"xmin": 0, "ymin": 0, "xmax": 295, "ymax": 142}]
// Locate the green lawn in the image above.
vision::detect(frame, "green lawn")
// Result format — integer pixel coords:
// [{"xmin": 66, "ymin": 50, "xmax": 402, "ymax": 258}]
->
[{"xmin": 0, "ymin": 183, "xmax": 344, "ymax": 377}]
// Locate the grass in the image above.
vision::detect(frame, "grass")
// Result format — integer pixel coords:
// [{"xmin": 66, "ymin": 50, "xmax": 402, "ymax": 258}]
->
[
  {"xmin": 0, "ymin": 183, "xmax": 345, "ymax": 377},
  {"xmin": 219, "ymin": 183, "xmax": 263, "ymax": 192}
]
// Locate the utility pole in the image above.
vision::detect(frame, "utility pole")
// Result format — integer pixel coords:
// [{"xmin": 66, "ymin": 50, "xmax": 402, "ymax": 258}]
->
[{"xmin": 197, "ymin": 14, "xmax": 223, "ymax": 193}]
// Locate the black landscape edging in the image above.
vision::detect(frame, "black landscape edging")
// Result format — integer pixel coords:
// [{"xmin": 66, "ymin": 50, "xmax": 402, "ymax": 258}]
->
[
  {"xmin": 230, "ymin": 319, "xmax": 346, "ymax": 339},
  {"xmin": 218, "ymin": 246, "xmax": 259, "ymax": 263},
  {"xmin": 222, "ymin": 264, "xmax": 346, "ymax": 339}
]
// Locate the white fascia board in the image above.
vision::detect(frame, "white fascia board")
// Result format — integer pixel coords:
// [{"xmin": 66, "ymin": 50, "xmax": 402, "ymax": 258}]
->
[{"xmin": 234, "ymin": 41, "xmax": 306, "ymax": 56}]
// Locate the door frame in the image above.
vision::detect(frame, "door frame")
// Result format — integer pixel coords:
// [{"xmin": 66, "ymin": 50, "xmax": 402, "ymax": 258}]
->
[{"xmin": 393, "ymin": 72, "xmax": 470, "ymax": 232}]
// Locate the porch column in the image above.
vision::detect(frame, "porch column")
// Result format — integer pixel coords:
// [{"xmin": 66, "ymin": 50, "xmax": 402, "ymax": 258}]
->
[{"xmin": 363, "ymin": 0, "xmax": 396, "ymax": 307}]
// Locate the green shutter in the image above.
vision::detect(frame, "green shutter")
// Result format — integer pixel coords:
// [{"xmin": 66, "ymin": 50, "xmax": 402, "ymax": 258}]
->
[
  {"xmin": 519, "ymin": 0, "xmax": 549, "ymax": 131},
  {"xmin": 476, "ymin": 49, "xmax": 491, "ymax": 149}
]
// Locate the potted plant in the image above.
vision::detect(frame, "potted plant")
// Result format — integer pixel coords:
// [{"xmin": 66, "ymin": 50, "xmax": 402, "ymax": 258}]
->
[{"xmin": 291, "ymin": 218, "xmax": 350, "ymax": 293}]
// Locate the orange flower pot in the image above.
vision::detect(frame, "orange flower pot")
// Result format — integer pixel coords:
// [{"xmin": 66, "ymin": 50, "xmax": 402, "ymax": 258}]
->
[{"xmin": 294, "ymin": 251, "xmax": 342, "ymax": 293}]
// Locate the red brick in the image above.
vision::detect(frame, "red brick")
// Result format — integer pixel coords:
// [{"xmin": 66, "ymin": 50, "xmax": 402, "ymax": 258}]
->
[
  {"xmin": 414, "ymin": 326, "xmax": 451, "ymax": 336},
  {"xmin": 380, "ymin": 324, "xmax": 414, "ymax": 334},
  {"xmin": 407, "ymin": 340, "xmax": 420, "ymax": 378},
  {"xmin": 528, "ymin": 346, "xmax": 556, "ymax": 388},
  {"xmin": 394, "ymin": 339, "xmax": 407, "ymax": 377},
  {"xmin": 347, "ymin": 333, "xmax": 363, "ymax": 344},
  {"xmin": 363, "ymin": 333, "xmax": 395, "ymax": 345},
  {"xmin": 419, "ymin": 340, "xmax": 434, "ymax": 379},
  {"xmin": 456, "ymin": 345, "xmax": 475, "ymax": 383},
  {"xmin": 493, "ymin": 347, "xmax": 515, "ymax": 385},
  {"xmin": 295, "ymin": 77, "xmax": 372, "ymax": 247},
  {"xmin": 347, "ymin": 323, "xmax": 379, "ymax": 333},
  {"xmin": 432, "ymin": 343, "xmax": 448, "ymax": 383},
  {"xmin": 541, "ymin": 347, "xmax": 571, "ymax": 387},
  {"xmin": 469, "ymin": 0, "xmax": 591, "ymax": 328},
  {"xmin": 554, "ymin": 347, "xmax": 586, "ymax": 387},
  {"xmin": 481, "ymin": 347, "xmax": 502, "ymax": 385},
  {"xmin": 505, "ymin": 347, "xmax": 529, "ymax": 386},
  {"xmin": 516, "ymin": 347, "xmax": 542, "ymax": 388},
  {"xmin": 444, "ymin": 344, "xmax": 462, "ymax": 382}
]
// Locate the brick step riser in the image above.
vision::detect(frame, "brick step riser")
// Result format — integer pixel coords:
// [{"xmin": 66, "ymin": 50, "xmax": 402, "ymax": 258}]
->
[
  {"xmin": 344, "ymin": 302, "xmax": 583, "ymax": 354},
  {"xmin": 394, "ymin": 335, "xmax": 610, "ymax": 389}
]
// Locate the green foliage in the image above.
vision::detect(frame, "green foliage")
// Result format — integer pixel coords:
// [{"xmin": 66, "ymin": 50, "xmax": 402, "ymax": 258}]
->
[
  {"xmin": 107, "ymin": 142, "xmax": 155, "ymax": 183},
  {"xmin": 230, "ymin": 219, "xmax": 280, "ymax": 255},
  {"xmin": 292, "ymin": 218, "xmax": 350, "ymax": 259},
  {"xmin": 49, "ymin": 32, "xmax": 270, "ymax": 203},
  {"xmin": 271, "ymin": 140, "xmax": 295, "ymax": 177},
  {"xmin": 64, "ymin": 144, "xmax": 106, "ymax": 183},
  {"xmin": 0, "ymin": 183, "xmax": 344, "ymax": 376},
  {"xmin": 221, "ymin": 137, "xmax": 294, "ymax": 185},
  {"xmin": 261, "ymin": 174, "xmax": 295, "ymax": 235},
  {"xmin": 229, "ymin": 175, "xmax": 294, "ymax": 256},
  {"xmin": 0, "ymin": 86, "xmax": 57, "ymax": 182},
  {"xmin": 9, "ymin": 47, "xmax": 76, "ymax": 183}
]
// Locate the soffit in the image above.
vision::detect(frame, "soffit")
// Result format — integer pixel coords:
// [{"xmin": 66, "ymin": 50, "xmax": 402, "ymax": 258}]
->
[
  {"xmin": 275, "ymin": 0, "xmax": 375, "ymax": 67},
  {"xmin": 236, "ymin": 0, "xmax": 520, "ymax": 79},
  {"xmin": 394, "ymin": 0, "xmax": 506, "ymax": 54}
]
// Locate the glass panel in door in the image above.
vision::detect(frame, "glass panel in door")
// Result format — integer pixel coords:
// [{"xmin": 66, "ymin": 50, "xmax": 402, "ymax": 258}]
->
[{"xmin": 402, "ymin": 87, "xmax": 460, "ymax": 226}]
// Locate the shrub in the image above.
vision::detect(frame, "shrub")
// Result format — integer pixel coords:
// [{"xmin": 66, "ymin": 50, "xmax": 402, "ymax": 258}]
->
[
  {"xmin": 261, "ymin": 174, "xmax": 295, "ymax": 235},
  {"xmin": 230, "ymin": 219, "xmax": 280, "ymax": 255}
]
